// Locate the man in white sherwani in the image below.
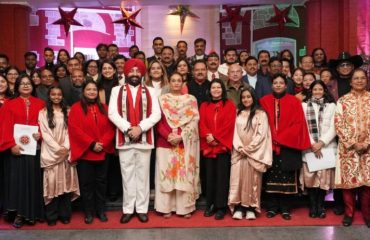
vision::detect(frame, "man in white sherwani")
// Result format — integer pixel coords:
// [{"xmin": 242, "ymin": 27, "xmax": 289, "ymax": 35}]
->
[{"xmin": 109, "ymin": 59, "xmax": 161, "ymax": 223}]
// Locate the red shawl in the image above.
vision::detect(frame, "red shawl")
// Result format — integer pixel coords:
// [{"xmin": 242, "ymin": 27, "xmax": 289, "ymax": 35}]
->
[
  {"xmin": 259, "ymin": 93, "xmax": 311, "ymax": 154},
  {"xmin": 116, "ymin": 84, "xmax": 153, "ymax": 146},
  {"xmin": 68, "ymin": 102, "xmax": 115, "ymax": 162},
  {"xmin": 0, "ymin": 96, "xmax": 44, "ymax": 151},
  {"xmin": 199, "ymin": 100, "xmax": 236, "ymax": 158}
]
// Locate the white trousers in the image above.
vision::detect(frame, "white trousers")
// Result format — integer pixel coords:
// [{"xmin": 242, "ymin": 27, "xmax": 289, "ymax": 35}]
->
[{"xmin": 118, "ymin": 148, "xmax": 151, "ymax": 214}]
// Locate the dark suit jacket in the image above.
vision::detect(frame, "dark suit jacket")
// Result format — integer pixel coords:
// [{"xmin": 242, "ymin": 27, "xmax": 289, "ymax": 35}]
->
[
  {"xmin": 58, "ymin": 77, "xmax": 82, "ymax": 106},
  {"xmin": 147, "ymin": 55, "xmax": 160, "ymax": 65}
]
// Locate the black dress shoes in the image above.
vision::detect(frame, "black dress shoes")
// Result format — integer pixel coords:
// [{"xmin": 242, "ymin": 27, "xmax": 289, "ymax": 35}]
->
[
  {"xmin": 204, "ymin": 205, "xmax": 215, "ymax": 217},
  {"xmin": 215, "ymin": 209, "xmax": 226, "ymax": 220},
  {"xmin": 333, "ymin": 205, "xmax": 344, "ymax": 215},
  {"xmin": 137, "ymin": 213, "xmax": 149, "ymax": 223},
  {"xmin": 59, "ymin": 217, "xmax": 70, "ymax": 224},
  {"xmin": 13, "ymin": 216, "xmax": 24, "ymax": 228},
  {"xmin": 281, "ymin": 212, "xmax": 292, "ymax": 220},
  {"xmin": 120, "ymin": 214, "xmax": 133, "ymax": 224},
  {"xmin": 97, "ymin": 212, "xmax": 108, "ymax": 222},
  {"xmin": 342, "ymin": 215, "xmax": 353, "ymax": 227},
  {"xmin": 266, "ymin": 210, "xmax": 277, "ymax": 218},
  {"xmin": 47, "ymin": 220, "xmax": 57, "ymax": 226},
  {"xmin": 84, "ymin": 214, "xmax": 94, "ymax": 224}
]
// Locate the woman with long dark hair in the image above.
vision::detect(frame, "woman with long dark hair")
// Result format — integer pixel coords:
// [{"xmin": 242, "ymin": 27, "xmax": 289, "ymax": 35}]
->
[
  {"xmin": 0, "ymin": 75, "xmax": 45, "ymax": 228},
  {"xmin": 228, "ymin": 87, "xmax": 272, "ymax": 220},
  {"xmin": 296, "ymin": 72, "xmax": 316, "ymax": 102},
  {"xmin": 68, "ymin": 80, "xmax": 115, "ymax": 224},
  {"xmin": 199, "ymin": 79, "xmax": 236, "ymax": 220},
  {"xmin": 4, "ymin": 66, "xmax": 20, "ymax": 96},
  {"xmin": 175, "ymin": 58, "xmax": 192, "ymax": 93},
  {"xmin": 301, "ymin": 80, "xmax": 336, "ymax": 219},
  {"xmin": 97, "ymin": 60, "xmax": 118, "ymax": 105},
  {"xmin": 57, "ymin": 49, "xmax": 70, "ymax": 65},
  {"xmin": 38, "ymin": 86, "xmax": 80, "ymax": 226}
]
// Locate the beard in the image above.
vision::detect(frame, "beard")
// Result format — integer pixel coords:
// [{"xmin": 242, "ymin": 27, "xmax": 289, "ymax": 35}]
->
[{"xmin": 126, "ymin": 75, "xmax": 141, "ymax": 86}]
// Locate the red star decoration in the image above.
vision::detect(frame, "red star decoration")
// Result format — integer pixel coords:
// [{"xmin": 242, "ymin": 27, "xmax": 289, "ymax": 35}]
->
[
  {"xmin": 168, "ymin": 5, "xmax": 199, "ymax": 34},
  {"xmin": 113, "ymin": 6, "xmax": 143, "ymax": 36},
  {"xmin": 52, "ymin": 7, "xmax": 83, "ymax": 37},
  {"xmin": 267, "ymin": 4, "xmax": 296, "ymax": 31},
  {"xmin": 218, "ymin": 6, "xmax": 244, "ymax": 34}
]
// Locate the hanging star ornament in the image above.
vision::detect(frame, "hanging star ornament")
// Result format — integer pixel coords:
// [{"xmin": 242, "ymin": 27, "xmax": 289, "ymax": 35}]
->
[
  {"xmin": 52, "ymin": 7, "xmax": 83, "ymax": 36},
  {"xmin": 168, "ymin": 5, "xmax": 199, "ymax": 34},
  {"xmin": 267, "ymin": 4, "xmax": 296, "ymax": 31},
  {"xmin": 113, "ymin": 4, "xmax": 143, "ymax": 36},
  {"xmin": 218, "ymin": 6, "xmax": 244, "ymax": 34}
]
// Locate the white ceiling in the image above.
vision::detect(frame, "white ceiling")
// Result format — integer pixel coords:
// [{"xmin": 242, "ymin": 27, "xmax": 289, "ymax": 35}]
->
[{"xmin": 1, "ymin": 0, "xmax": 306, "ymax": 9}]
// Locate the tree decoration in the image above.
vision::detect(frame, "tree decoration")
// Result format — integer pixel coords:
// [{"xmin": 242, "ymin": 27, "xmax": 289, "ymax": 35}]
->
[
  {"xmin": 52, "ymin": 7, "xmax": 83, "ymax": 36},
  {"xmin": 267, "ymin": 4, "xmax": 296, "ymax": 31},
  {"xmin": 217, "ymin": 6, "xmax": 244, "ymax": 34},
  {"xmin": 113, "ymin": 3, "xmax": 143, "ymax": 36},
  {"xmin": 168, "ymin": 5, "xmax": 199, "ymax": 34}
]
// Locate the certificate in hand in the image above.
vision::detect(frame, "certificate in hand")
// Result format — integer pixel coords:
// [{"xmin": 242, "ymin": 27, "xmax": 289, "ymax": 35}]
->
[
  {"xmin": 14, "ymin": 124, "xmax": 39, "ymax": 156},
  {"xmin": 304, "ymin": 148, "xmax": 336, "ymax": 172}
]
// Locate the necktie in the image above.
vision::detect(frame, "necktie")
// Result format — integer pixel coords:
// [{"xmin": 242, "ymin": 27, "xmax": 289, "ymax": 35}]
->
[{"xmin": 212, "ymin": 73, "xmax": 216, "ymax": 80}]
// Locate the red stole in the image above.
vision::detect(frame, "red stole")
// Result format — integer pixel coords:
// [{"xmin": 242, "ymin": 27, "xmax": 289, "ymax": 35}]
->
[
  {"xmin": 116, "ymin": 84, "xmax": 153, "ymax": 146},
  {"xmin": 260, "ymin": 93, "xmax": 311, "ymax": 155}
]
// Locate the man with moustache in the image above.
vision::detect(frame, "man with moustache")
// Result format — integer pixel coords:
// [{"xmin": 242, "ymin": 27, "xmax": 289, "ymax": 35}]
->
[
  {"xmin": 188, "ymin": 38, "xmax": 208, "ymax": 68},
  {"xmin": 188, "ymin": 60, "xmax": 211, "ymax": 107},
  {"xmin": 22, "ymin": 52, "xmax": 38, "ymax": 76},
  {"xmin": 207, "ymin": 52, "xmax": 223, "ymax": 81},
  {"xmin": 218, "ymin": 48, "xmax": 246, "ymax": 79},
  {"xmin": 96, "ymin": 43, "xmax": 109, "ymax": 64},
  {"xmin": 36, "ymin": 68, "xmax": 55, "ymax": 101},
  {"xmin": 0, "ymin": 54, "xmax": 9, "ymax": 76},
  {"xmin": 58, "ymin": 57, "xmax": 83, "ymax": 106},
  {"xmin": 176, "ymin": 40, "xmax": 188, "ymax": 60},
  {"xmin": 108, "ymin": 59, "xmax": 161, "ymax": 224},
  {"xmin": 187, "ymin": 59, "xmax": 210, "ymax": 197},
  {"xmin": 242, "ymin": 56, "xmax": 268, "ymax": 89},
  {"xmin": 257, "ymin": 50, "xmax": 270, "ymax": 77},
  {"xmin": 42, "ymin": 47, "xmax": 55, "ymax": 72},
  {"xmin": 161, "ymin": 46, "xmax": 176, "ymax": 77},
  {"xmin": 108, "ymin": 44, "xmax": 119, "ymax": 60},
  {"xmin": 147, "ymin": 37, "xmax": 164, "ymax": 64},
  {"xmin": 113, "ymin": 55, "xmax": 126, "ymax": 85}
]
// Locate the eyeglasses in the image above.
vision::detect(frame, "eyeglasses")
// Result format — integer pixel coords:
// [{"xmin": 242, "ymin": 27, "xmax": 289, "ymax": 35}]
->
[
  {"xmin": 20, "ymin": 82, "xmax": 32, "ymax": 86},
  {"xmin": 88, "ymin": 65, "xmax": 98, "ymax": 68},
  {"xmin": 339, "ymin": 62, "xmax": 353, "ymax": 68},
  {"xmin": 7, "ymin": 73, "xmax": 19, "ymax": 76}
]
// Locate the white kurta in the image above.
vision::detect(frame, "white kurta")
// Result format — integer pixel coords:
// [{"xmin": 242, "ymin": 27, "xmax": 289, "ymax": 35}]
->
[{"xmin": 108, "ymin": 84, "xmax": 161, "ymax": 214}]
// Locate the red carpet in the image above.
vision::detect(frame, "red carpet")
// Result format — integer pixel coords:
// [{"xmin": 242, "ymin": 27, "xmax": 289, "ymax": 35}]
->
[{"xmin": 0, "ymin": 208, "xmax": 365, "ymax": 230}]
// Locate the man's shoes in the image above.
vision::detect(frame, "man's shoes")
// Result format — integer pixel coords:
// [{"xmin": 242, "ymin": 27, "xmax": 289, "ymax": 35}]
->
[
  {"xmin": 120, "ymin": 214, "xmax": 133, "ymax": 224},
  {"xmin": 59, "ymin": 217, "xmax": 70, "ymax": 224},
  {"xmin": 215, "ymin": 209, "xmax": 226, "ymax": 220},
  {"xmin": 281, "ymin": 212, "xmax": 292, "ymax": 220},
  {"xmin": 309, "ymin": 208, "xmax": 317, "ymax": 218},
  {"xmin": 204, "ymin": 205, "xmax": 215, "ymax": 217},
  {"xmin": 342, "ymin": 215, "xmax": 353, "ymax": 227},
  {"xmin": 84, "ymin": 213, "xmax": 93, "ymax": 224},
  {"xmin": 317, "ymin": 209, "xmax": 326, "ymax": 219},
  {"xmin": 97, "ymin": 212, "xmax": 108, "ymax": 222},
  {"xmin": 13, "ymin": 216, "xmax": 24, "ymax": 228},
  {"xmin": 47, "ymin": 220, "xmax": 57, "ymax": 226},
  {"xmin": 333, "ymin": 205, "xmax": 344, "ymax": 215},
  {"xmin": 137, "ymin": 213, "xmax": 148, "ymax": 223},
  {"xmin": 266, "ymin": 210, "xmax": 277, "ymax": 218},
  {"xmin": 365, "ymin": 218, "xmax": 370, "ymax": 228}
]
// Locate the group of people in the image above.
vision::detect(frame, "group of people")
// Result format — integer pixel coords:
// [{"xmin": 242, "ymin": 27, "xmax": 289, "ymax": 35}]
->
[{"xmin": 0, "ymin": 37, "xmax": 369, "ymax": 229}]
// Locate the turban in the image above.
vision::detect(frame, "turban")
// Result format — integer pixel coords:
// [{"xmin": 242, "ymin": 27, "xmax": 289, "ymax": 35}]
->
[{"xmin": 123, "ymin": 59, "xmax": 146, "ymax": 77}]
